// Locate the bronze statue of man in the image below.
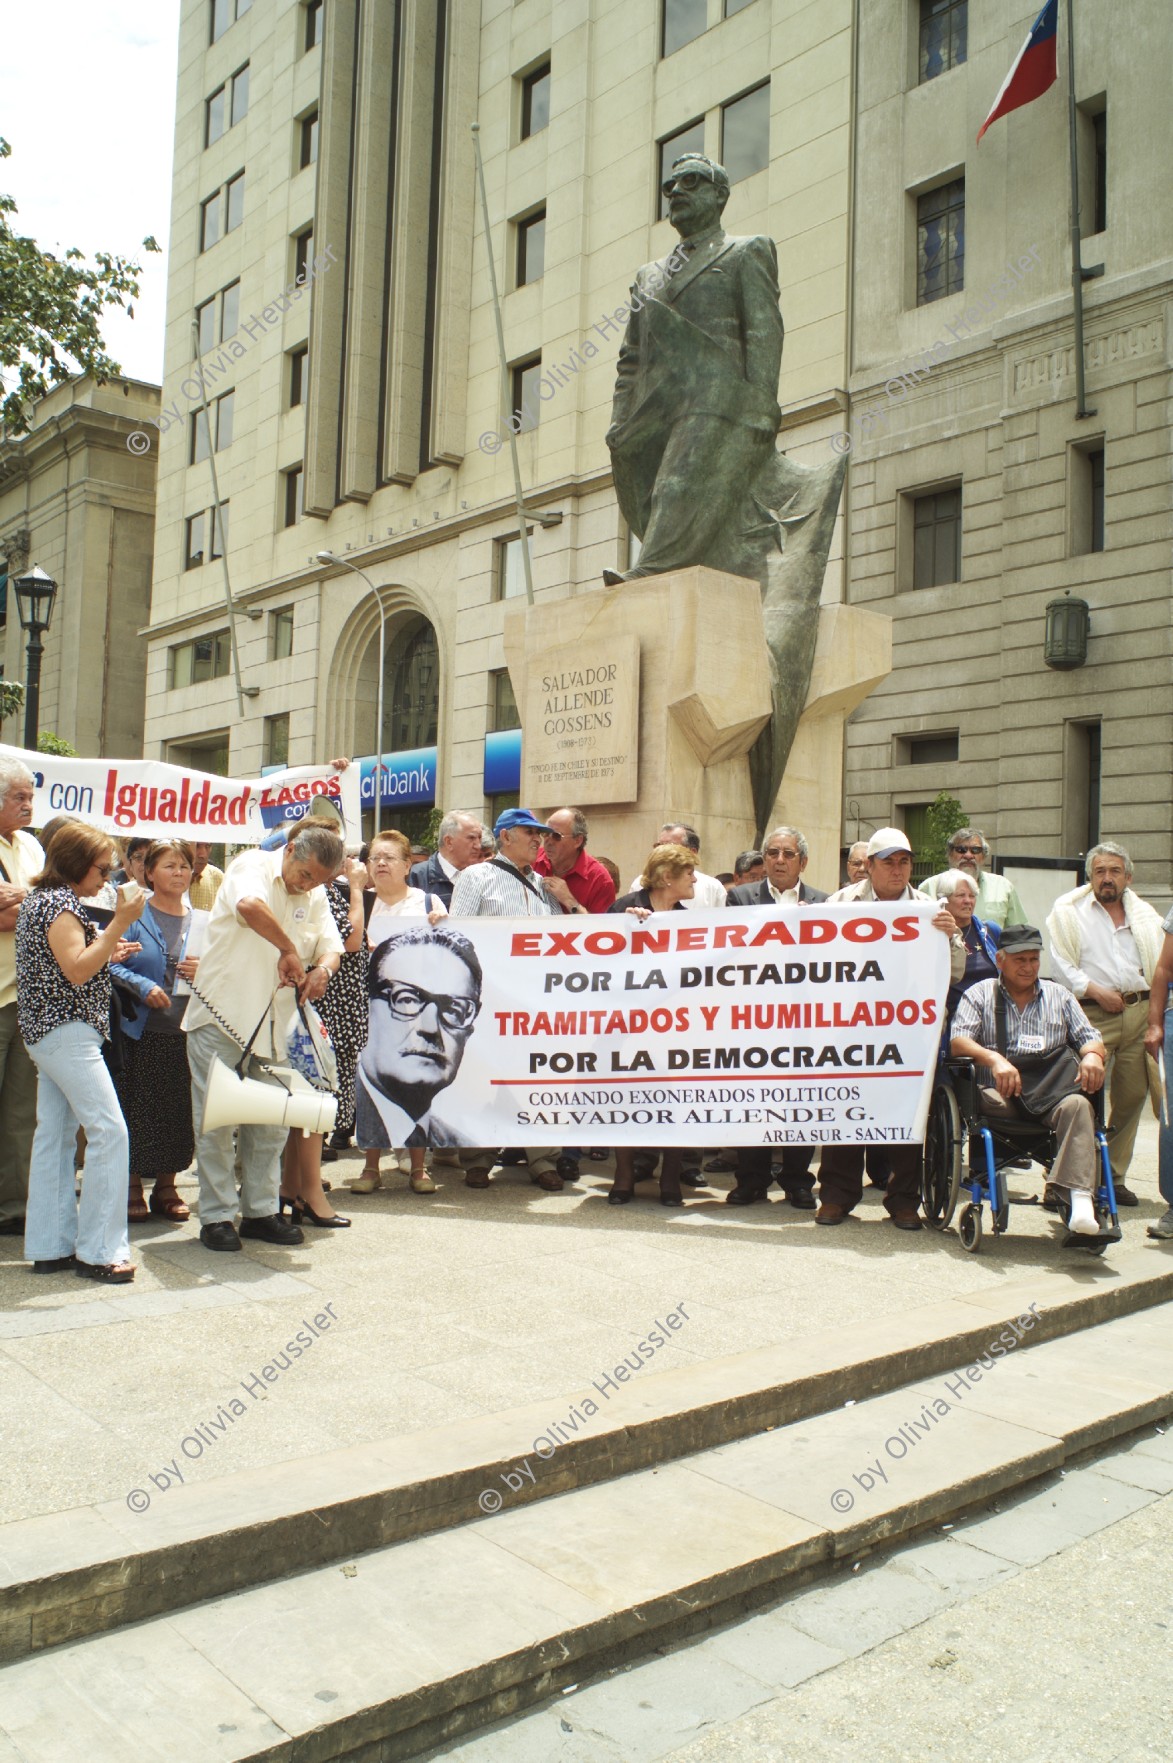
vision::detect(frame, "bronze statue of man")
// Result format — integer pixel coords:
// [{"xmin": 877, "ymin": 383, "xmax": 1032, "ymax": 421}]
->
[{"xmin": 604, "ymin": 153, "xmax": 785, "ymax": 584}]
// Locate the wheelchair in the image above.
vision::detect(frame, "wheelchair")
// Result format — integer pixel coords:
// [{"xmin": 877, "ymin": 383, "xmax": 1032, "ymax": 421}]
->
[{"xmin": 921, "ymin": 1058, "xmax": 1121, "ymax": 1255}]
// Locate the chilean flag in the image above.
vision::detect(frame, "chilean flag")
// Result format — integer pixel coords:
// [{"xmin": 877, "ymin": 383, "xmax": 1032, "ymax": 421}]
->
[{"xmin": 977, "ymin": 0, "xmax": 1059, "ymax": 142}]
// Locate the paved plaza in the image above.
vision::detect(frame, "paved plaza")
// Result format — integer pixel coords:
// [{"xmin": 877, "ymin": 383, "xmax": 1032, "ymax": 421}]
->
[{"xmin": 0, "ymin": 1119, "xmax": 1167, "ymax": 1530}]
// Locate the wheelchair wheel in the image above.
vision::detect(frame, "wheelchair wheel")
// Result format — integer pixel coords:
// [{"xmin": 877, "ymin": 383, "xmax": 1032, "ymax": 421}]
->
[
  {"xmin": 922, "ymin": 1083, "xmax": 963, "ymax": 1229},
  {"xmin": 958, "ymin": 1203, "xmax": 982, "ymax": 1252}
]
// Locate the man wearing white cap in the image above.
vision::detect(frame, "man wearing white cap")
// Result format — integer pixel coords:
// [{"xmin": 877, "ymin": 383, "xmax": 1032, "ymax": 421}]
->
[{"xmin": 817, "ymin": 829, "xmax": 965, "ymax": 1231}]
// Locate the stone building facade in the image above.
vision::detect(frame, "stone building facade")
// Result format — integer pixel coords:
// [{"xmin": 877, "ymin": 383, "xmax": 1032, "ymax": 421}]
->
[
  {"xmin": 141, "ymin": 0, "xmax": 1170, "ymax": 886},
  {"xmin": 0, "ymin": 378, "xmax": 159, "ymax": 755}
]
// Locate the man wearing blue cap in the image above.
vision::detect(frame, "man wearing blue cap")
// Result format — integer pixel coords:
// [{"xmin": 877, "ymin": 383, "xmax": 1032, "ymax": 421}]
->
[{"xmin": 450, "ymin": 809, "xmax": 565, "ymax": 1191}]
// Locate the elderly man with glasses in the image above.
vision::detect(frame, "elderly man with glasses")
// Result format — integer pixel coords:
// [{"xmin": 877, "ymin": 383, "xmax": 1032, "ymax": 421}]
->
[
  {"xmin": 357, "ymin": 927, "xmax": 482, "ymax": 1151},
  {"xmin": 923, "ymin": 828, "xmax": 1027, "ymax": 930}
]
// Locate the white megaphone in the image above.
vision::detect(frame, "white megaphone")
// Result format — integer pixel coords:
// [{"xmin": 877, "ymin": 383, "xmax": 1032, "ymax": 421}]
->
[{"xmin": 201, "ymin": 1057, "xmax": 338, "ymax": 1137}]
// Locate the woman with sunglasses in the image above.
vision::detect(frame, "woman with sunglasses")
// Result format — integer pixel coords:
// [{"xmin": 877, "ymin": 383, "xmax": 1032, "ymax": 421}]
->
[
  {"xmin": 348, "ymin": 829, "xmax": 446, "ymax": 1197},
  {"xmin": 16, "ymin": 823, "xmax": 144, "ymax": 1281}
]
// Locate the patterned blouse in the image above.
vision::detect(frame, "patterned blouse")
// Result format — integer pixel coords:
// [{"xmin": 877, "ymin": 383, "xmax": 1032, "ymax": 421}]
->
[{"xmin": 15, "ymin": 888, "xmax": 112, "ymax": 1047}]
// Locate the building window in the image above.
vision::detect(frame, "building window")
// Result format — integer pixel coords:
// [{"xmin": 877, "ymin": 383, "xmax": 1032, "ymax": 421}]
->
[
  {"xmin": 170, "ymin": 630, "xmax": 232, "ymax": 688},
  {"xmin": 384, "ymin": 617, "xmax": 439, "ymax": 752},
  {"xmin": 283, "ymin": 465, "xmax": 304, "ymax": 527},
  {"xmin": 1065, "ymin": 719, "xmax": 1102, "ymax": 852},
  {"xmin": 495, "ymin": 530, "xmax": 533, "ymax": 601},
  {"xmin": 900, "ymin": 732, "xmax": 960, "ymax": 766},
  {"xmin": 911, "ymin": 486, "xmax": 962, "ymax": 589},
  {"xmin": 1092, "ymin": 109, "xmax": 1107, "ymax": 233},
  {"xmin": 662, "ymin": 0, "xmax": 707, "ymax": 58},
  {"xmin": 721, "ymin": 82, "xmax": 770, "ymax": 183},
  {"xmin": 231, "ymin": 64, "xmax": 250, "ymax": 128},
  {"xmin": 658, "ymin": 118, "xmax": 705, "ymax": 218},
  {"xmin": 221, "ymin": 280, "xmax": 240, "ymax": 339},
  {"xmin": 491, "ymin": 668, "xmax": 521, "ymax": 732},
  {"xmin": 196, "ymin": 297, "xmax": 217, "ymax": 356},
  {"xmin": 511, "ymin": 357, "xmax": 541, "ymax": 435},
  {"xmin": 916, "ymin": 177, "xmax": 964, "ymax": 305},
  {"xmin": 200, "ymin": 191, "xmax": 222, "ymax": 252},
  {"xmin": 918, "ymin": 0, "xmax": 967, "ymax": 84},
  {"xmin": 184, "ymin": 512, "xmax": 206, "ymax": 570},
  {"xmin": 1070, "ymin": 442, "xmax": 1106, "ymax": 555},
  {"xmin": 211, "ymin": 0, "xmax": 251, "ymax": 46},
  {"xmin": 189, "ymin": 391, "xmax": 235, "ymax": 464},
  {"xmin": 206, "ymin": 85, "xmax": 227, "ymax": 147},
  {"xmin": 299, "ymin": 111, "xmax": 319, "ymax": 170},
  {"xmin": 211, "ymin": 503, "xmax": 228, "ymax": 558},
  {"xmin": 294, "ymin": 227, "xmax": 314, "ymax": 284},
  {"xmin": 225, "ymin": 172, "xmax": 245, "ymax": 232},
  {"xmin": 264, "ymin": 713, "xmax": 291, "ymax": 769},
  {"xmin": 305, "ymin": 1, "xmax": 323, "ymax": 51},
  {"xmin": 521, "ymin": 62, "xmax": 550, "ymax": 139},
  {"xmin": 725, "ymin": 0, "xmax": 756, "ymax": 14},
  {"xmin": 288, "ymin": 345, "xmax": 308, "ymax": 408},
  {"xmin": 516, "ymin": 210, "xmax": 546, "ymax": 287},
  {"xmin": 271, "ymin": 606, "xmax": 295, "ymax": 659}
]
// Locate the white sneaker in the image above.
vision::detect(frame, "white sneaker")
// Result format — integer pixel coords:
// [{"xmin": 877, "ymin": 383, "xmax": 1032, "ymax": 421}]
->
[{"xmin": 1067, "ymin": 1190, "xmax": 1100, "ymax": 1235}]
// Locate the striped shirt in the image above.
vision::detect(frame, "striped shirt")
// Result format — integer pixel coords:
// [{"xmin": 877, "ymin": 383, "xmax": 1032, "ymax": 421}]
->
[
  {"xmin": 951, "ymin": 978, "xmax": 1100, "ymax": 1085},
  {"xmin": 449, "ymin": 856, "xmax": 560, "ymax": 919}
]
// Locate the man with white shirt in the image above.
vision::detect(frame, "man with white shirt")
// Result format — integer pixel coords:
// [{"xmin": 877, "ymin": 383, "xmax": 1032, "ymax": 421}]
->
[
  {"xmin": 408, "ymin": 810, "xmax": 483, "ymax": 909},
  {"xmin": 0, "ymin": 759, "xmax": 44, "ymax": 1236},
  {"xmin": 1047, "ymin": 842, "xmax": 1162, "ymax": 1207},
  {"xmin": 724, "ymin": 826, "xmax": 828, "ymax": 1209}
]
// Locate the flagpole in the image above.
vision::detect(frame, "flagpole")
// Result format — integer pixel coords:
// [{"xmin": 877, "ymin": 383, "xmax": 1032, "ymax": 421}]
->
[{"xmin": 1064, "ymin": 0, "xmax": 1097, "ymax": 420}]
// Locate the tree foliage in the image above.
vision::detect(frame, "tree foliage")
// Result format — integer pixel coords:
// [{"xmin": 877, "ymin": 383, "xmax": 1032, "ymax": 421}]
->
[
  {"xmin": 0, "ymin": 679, "xmax": 24, "ymax": 724},
  {"xmin": 0, "ymin": 137, "xmax": 159, "ymax": 436},
  {"xmin": 36, "ymin": 730, "xmax": 78, "ymax": 757},
  {"xmin": 921, "ymin": 791, "xmax": 968, "ymax": 876}
]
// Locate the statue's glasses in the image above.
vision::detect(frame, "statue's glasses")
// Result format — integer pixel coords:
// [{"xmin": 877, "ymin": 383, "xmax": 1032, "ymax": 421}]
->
[
  {"xmin": 660, "ymin": 171, "xmax": 710, "ymax": 197},
  {"xmin": 371, "ymin": 979, "xmax": 478, "ymax": 1033}
]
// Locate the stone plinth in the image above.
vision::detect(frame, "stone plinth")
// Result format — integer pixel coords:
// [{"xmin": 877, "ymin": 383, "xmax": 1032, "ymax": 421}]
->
[{"xmin": 504, "ymin": 570, "xmax": 890, "ymax": 891}]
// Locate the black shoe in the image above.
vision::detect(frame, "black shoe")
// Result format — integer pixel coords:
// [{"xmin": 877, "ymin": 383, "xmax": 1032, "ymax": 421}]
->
[
  {"xmin": 298, "ymin": 1202, "xmax": 351, "ymax": 1229},
  {"xmin": 659, "ymin": 1192, "xmax": 684, "ymax": 1207},
  {"xmin": 0, "ymin": 1216, "xmax": 26, "ymax": 1237},
  {"xmin": 320, "ymin": 1145, "xmax": 339, "ymax": 1164},
  {"xmin": 725, "ymin": 1186, "xmax": 768, "ymax": 1207},
  {"xmin": 555, "ymin": 1156, "xmax": 580, "ymax": 1180},
  {"xmin": 786, "ymin": 1189, "xmax": 817, "ymax": 1211},
  {"xmin": 328, "ymin": 1130, "xmax": 352, "ymax": 1152},
  {"xmin": 200, "ymin": 1221, "xmax": 242, "ymax": 1252},
  {"xmin": 704, "ymin": 1155, "xmax": 736, "ymax": 1173},
  {"xmin": 32, "ymin": 1255, "xmax": 76, "ymax": 1274},
  {"xmin": 679, "ymin": 1170, "xmax": 707, "ymax": 1188},
  {"xmin": 240, "ymin": 1214, "xmax": 304, "ymax": 1246},
  {"xmin": 607, "ymin": 1187, "xmax": 635, "ymax": 1206},
  {"xmin": 1113, "ymin": 1183, "xmax": 1139, "ymax": 1207},
  {"xmin": 498, "ymin": 1148, "xmax": 527, "ymax": 1166}
]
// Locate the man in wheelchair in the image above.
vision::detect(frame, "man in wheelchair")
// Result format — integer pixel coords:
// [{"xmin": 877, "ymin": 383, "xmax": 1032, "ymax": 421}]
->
[{"xmin": 949, "ymin": 924, "xmax": 1108, "ymax": 1237}]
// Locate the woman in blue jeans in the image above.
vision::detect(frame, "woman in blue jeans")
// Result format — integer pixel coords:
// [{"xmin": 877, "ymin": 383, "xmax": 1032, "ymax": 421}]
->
[{"xmin": 16, "ymin": 822, "xmax": 144, "ymax": 1281}]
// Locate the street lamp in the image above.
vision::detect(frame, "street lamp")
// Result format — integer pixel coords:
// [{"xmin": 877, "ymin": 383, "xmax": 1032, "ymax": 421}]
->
[
  {"xmin": 317, "ymin": 550, "xmax": 388, "ymax": 835},
  {"xmin": 12, "ymin": 565, "xmax": 58, "ymax": 750}
]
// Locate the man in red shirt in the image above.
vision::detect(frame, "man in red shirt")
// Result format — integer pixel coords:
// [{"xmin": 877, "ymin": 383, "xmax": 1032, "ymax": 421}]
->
[{"xmin": 532, "ymin": 808, "xmax": 617, "ymax": 916}]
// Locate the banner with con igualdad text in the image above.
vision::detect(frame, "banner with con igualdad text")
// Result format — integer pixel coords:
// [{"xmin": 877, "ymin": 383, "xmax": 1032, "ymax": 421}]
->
[
  {"xmin": 356, "ymin": 903, "xmax": 951, "ymax": 1149},
  {"xmin": 0, "ymin": 744, "xmax": 362, "ymax": 845}
]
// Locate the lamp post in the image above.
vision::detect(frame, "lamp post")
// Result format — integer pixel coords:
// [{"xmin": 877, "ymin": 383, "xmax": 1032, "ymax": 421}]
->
[
  {"xmin": 317, "ymin": 551, "xmax": 387, "ymax": 834},
  {"xmin": 12, "ymin": 565, "xmax": 59, "ymax": 750}
]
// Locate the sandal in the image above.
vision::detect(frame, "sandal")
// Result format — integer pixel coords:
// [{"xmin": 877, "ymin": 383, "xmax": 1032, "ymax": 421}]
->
[
  {"xmin": 347, "ymin": 1170, "xmax": 382, "ymax": 1194},
  {"xmin": 127, "ymin": 1189, "xmax": 150, "ymax": 1224},
  {"xmin": 76, "ymin": 1260, "xmax": 135, "ymax": 1284},
  {"xmin": 149, "ymin": 1188, "xmax": 190, "ymax": 1221}
]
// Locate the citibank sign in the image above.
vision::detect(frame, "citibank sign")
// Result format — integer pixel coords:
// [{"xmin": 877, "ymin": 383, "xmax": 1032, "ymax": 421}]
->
[{"xmin": 357, "ymin": 746, "xmax": 436, "ymax": 807}]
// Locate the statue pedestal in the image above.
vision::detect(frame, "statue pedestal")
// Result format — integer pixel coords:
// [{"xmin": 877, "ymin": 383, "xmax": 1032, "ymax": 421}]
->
[{"xmin": 504, "ymin": 571, "xmax": 890, "ymax": 892}]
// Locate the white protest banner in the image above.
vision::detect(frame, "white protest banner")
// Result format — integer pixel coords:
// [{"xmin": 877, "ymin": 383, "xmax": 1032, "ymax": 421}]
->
[
  {"xmin": 0, "ymin": 744, "xmax": 362, "ymax": 845},
  {"xmin": 356, "ymin": 904, "xmax": 951, "ymax": 1148}
]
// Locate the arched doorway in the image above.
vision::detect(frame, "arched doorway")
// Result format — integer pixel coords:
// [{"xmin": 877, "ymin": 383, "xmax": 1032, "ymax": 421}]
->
[{"xmin": 382, "ymin": 614, "xmax": 438, "ymax": 753}]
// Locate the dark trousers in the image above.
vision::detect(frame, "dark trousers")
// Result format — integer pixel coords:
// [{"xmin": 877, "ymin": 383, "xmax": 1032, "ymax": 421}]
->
[
  {"xmin": 818, "ymin": 1143, "xmax": 922, "ymax": 1217},
  {"xmin": 735, "ymin": 1145, "xmax": 814, "ymax": 1195}
]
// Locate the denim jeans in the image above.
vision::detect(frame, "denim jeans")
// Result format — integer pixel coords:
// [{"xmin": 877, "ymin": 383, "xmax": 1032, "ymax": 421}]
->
[
  {"xmin": 24, "ymin": 1020, "xmax": 130, "ymax": 1266},
  {"xmin": 1159, "ymin": 1010, "xmax": 1173, "ymax": 1208}
]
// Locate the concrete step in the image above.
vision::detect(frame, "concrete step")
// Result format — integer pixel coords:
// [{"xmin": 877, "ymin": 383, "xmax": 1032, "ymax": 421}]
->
[
  {"xmin": 2, "ymin": 1246, "xmax": 1171, "ymax": 1673},
  {"xmin": 1, "ymin": 1299, "xmax": 1171, "ymax": 1762}
]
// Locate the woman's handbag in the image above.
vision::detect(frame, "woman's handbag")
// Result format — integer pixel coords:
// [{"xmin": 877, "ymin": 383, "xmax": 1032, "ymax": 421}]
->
[{"xmin": 284, "ymin": 997, "xmax": 339, "ymax": 1092}]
